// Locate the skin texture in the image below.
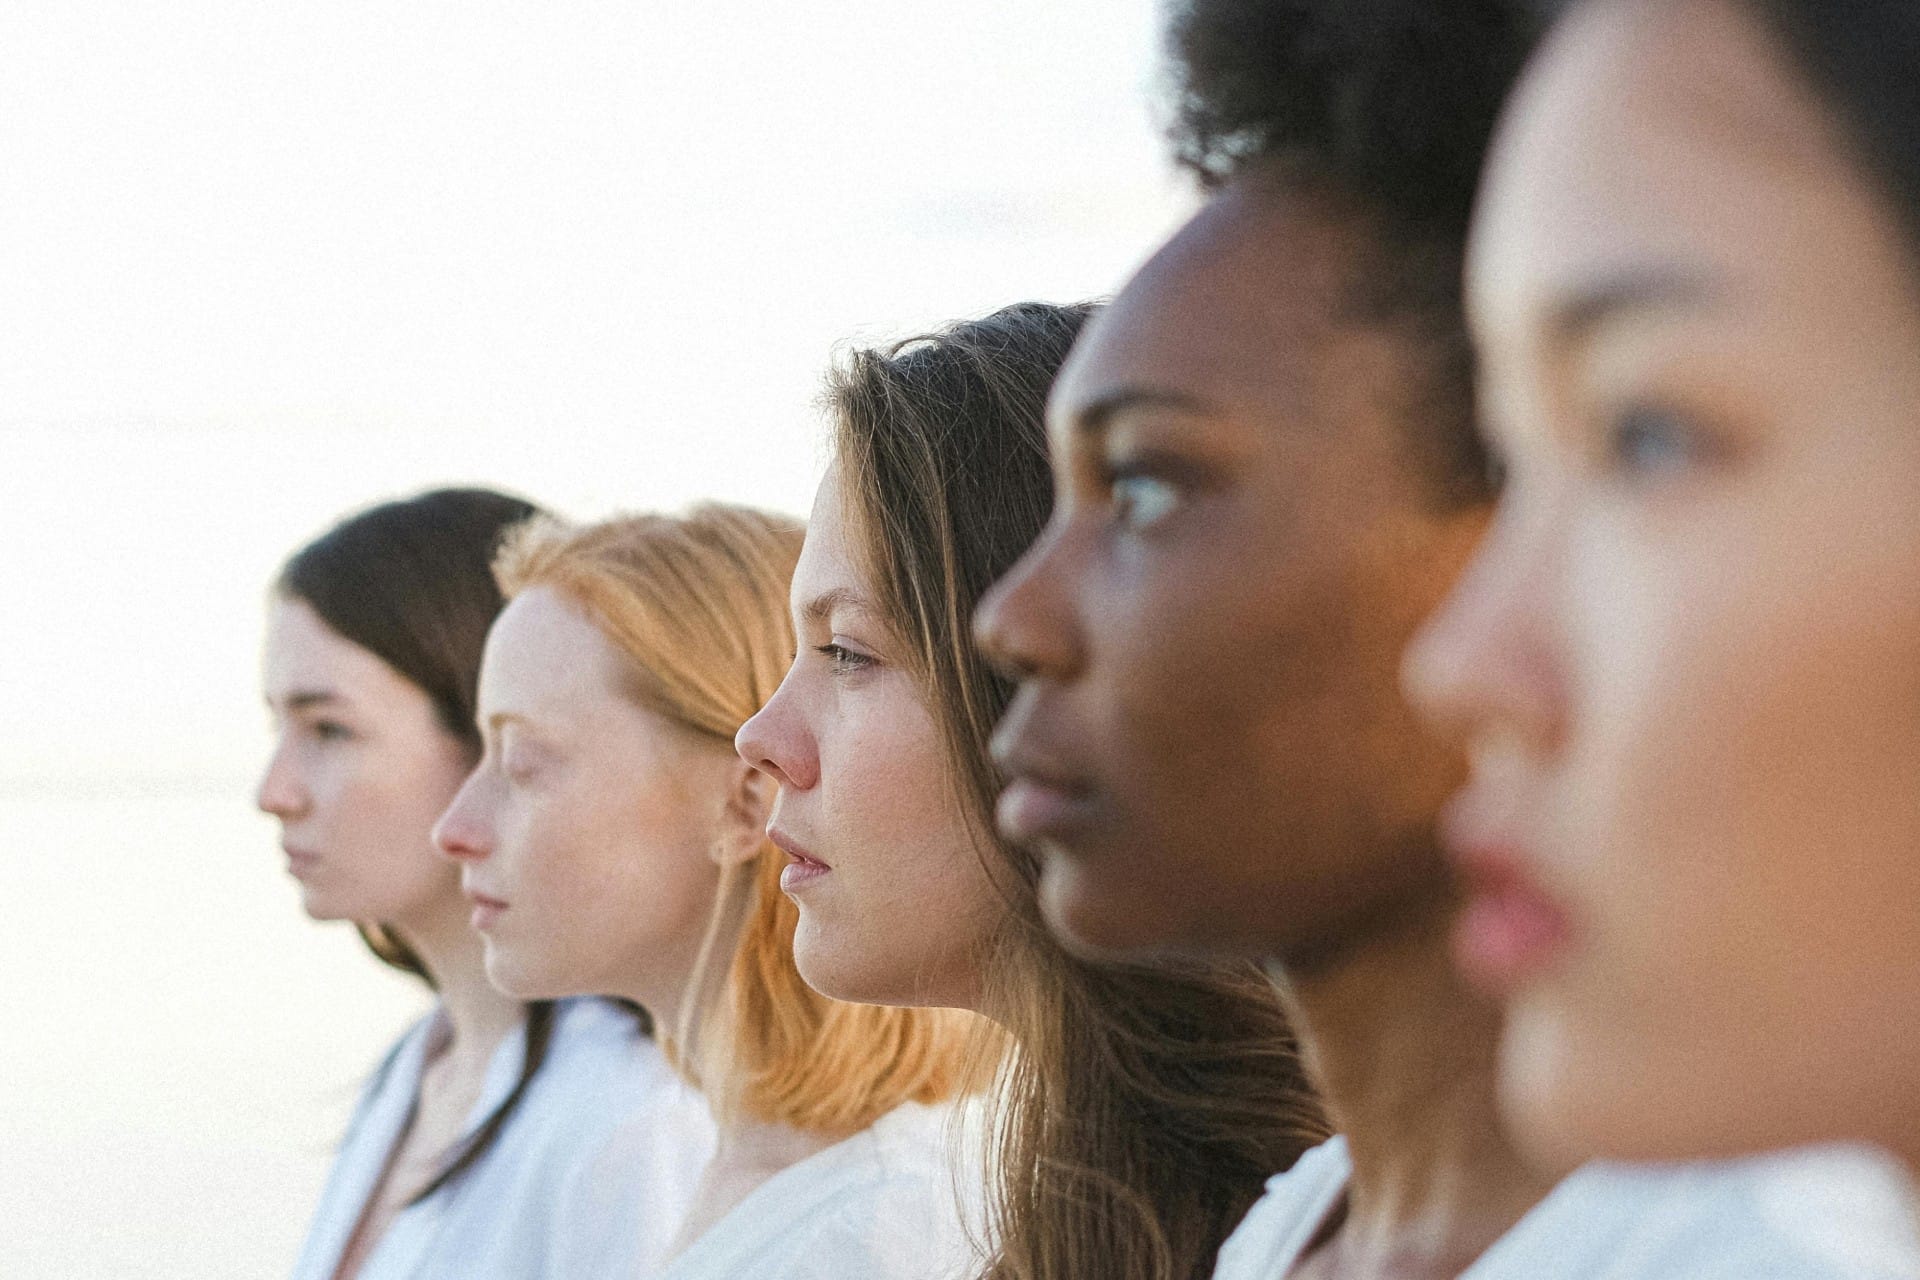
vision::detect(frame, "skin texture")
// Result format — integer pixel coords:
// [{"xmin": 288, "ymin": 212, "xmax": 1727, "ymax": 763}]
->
[
  {"xmin": 735, "ymin": 465, "xmax": 1001, "ymax": 1012},
  {"xmin": 1404, "ymin": 0, "xmax": 1920, "ymax": 1167},
  {"xmin": 434, "ymin": 585, "xmax": 765, "ymax": 1020},
  {"xmin": 258, "ymin": 596, "xmax": 474, "ymax": 927},
  {"xmin": 975, "ymin": 177, "xmax": 1485, "ymax": 962}
]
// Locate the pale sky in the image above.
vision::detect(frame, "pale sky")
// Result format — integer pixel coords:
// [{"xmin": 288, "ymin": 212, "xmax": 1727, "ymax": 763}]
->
[
  {"xmin": 0, "ymin": 0, "xmax": 1197, "ymax": 789},
  {"xmin": 1, "ymin": 5, "xmax": 1196, "ymax": 1273}
]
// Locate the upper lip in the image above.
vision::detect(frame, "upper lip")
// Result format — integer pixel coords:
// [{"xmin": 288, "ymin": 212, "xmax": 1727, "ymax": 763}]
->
[
  {"xmin": 766, "ymin": 826, "xmax": 830, "ymax": 869},
  {"xmin": 989, "ymin": 703, "xmax": 1094, "ymax": 798},
  {"xmin": 1439, "ymin": 787, "xmax": 1555, "ymax": 902},
  {"xmin": 282, "ymin": 843, "xmax": 318, "ymax": 861},
  {"xmin": 462, "ymin": 881, "xmax": 509, "ymax": 908}
]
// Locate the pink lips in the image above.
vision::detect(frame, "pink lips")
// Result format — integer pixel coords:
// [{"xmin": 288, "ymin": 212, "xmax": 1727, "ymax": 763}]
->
[
  {"xmin": 768, "ymin": 828, "xmax": 831, "ymax": 895},
  {"xmin": 283, "ymin": 845, "xmax": 320, "ymax": 878},
  {"xmin": 466, "ymin": 891, "xmax": 509, "ymax": 931},
  {"xmin": 1441, "ymin": 800, "xmax": 1573, "ymax": 995}
]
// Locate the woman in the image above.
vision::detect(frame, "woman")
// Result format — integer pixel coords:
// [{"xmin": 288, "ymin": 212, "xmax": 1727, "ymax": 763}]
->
[
  {"xmin": 433, "ymin": 504, "xmax": 983, "ymax": 1279},
  {"xmin": 257, "ymin": 488, "xmax": 710, "ymax": 1280},
  {"xmin": 974, "ymin": 3, "xmax": 1909, "ymax": 1276},
  {"xmin": 735, "ymin": 302, "xmax": 1328, "ymax": 1280},
  {"xmin": 1406, "ymin": 0, "xmax": 1920, "ymax": 1176}
]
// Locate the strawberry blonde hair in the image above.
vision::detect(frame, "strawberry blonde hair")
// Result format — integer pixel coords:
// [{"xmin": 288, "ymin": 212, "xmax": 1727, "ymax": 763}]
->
[{"xmin": 494, "ymin": 503, "xmax": 979, "ymax": 1132}]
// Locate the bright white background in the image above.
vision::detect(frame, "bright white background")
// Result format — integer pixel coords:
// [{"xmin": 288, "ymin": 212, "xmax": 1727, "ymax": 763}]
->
[{"xmin": 0, "ymin": 2, "xmax": 1192, "ymax": 1274}]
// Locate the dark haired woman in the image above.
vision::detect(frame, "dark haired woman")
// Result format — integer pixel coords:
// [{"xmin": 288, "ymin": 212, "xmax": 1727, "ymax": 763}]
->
[
  {"xmin": 256, "ymin": 488, "xmax": 711, "ymax": 1280},
  {"xmin": 1406, "ymin": 0, "xmax": 1920, "ymax": 1190},
  {"xmin": 736, "ymin": 302, "xmax": 1328, "ymax": 1280}
]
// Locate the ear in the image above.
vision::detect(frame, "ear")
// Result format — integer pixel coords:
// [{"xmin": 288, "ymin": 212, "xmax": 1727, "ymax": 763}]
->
[{"xmin": 708, "ymin": 757, "xmax": 775, "ymax": 869}]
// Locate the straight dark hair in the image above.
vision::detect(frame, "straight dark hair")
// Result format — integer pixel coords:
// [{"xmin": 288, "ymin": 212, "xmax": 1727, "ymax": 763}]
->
[
  {"xmin": 829, "ymin": 303, "xmax": 1329, "ymax": 1280},
  {"xmin": 276, "ymin": 487, "xmax": 635, "ymax": 1202}
]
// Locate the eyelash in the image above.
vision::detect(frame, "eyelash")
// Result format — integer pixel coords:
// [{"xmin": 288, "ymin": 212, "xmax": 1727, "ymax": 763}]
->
[
  {"xmin": 311, "ymin": 720, "xmax": 352, "ymax": 743},
  {"xmin": 815, "ymin": 643, "xmax": 875, "ymax": 674}
]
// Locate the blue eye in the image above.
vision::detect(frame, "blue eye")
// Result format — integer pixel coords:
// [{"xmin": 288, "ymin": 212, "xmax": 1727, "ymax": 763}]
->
[
  {"xmin": 1110, "ymin": 471, "xmax": 1181, "ymax": 529},
  {"xmin": 1608, "ymin": 405, "xmax": 1713, "ymax": 476}
]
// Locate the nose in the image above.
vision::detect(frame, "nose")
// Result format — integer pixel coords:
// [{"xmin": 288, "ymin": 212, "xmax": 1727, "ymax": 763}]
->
[
  {"xmin": 433, "ymin": 769, "xmax": 494, "ymax": 863},
  {"xmin": 255, "ymin": 736, "xmax": 308, "ymax": 819},
  {"xmin": 975, "ymin": 518, "xmax": 1084, "ymax": 682},
  {"xmin": 735, "ymin": 672, "xmax": 818, "ymax": 792},
  {"xmin": 1402, "ymin": 497, "xmax": 1565, "ymax": 757}
]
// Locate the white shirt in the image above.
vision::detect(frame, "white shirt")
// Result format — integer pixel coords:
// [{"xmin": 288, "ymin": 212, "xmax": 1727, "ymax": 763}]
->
[
  {"xmin": 1212, "ymin": 1136, "xmax": 1920, "ymax": 1279},
  {"xmin": 656, "ymin": 1100, "xmax": 984, "ymax": 1280},
  {"xmin": 292, "ymin": 996, "xmax": 715, "ymax": 1280}
]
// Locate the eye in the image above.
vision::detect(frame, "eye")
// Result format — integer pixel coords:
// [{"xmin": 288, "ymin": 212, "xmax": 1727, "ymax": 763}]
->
[
  {"xmin": 311, "ymin": 720, "xmax": 353, "ymax": 743},
  {"xmin": 1606, "ymin": 404, "xmax": 1717, "ymax": 478},
  {"xmin": 1108, "ymin": 468, "xmax": 1182, "ymax": 530},
  {"xmin": 815, "ymin": 642, "xmax": 875, "ymax": 675}
]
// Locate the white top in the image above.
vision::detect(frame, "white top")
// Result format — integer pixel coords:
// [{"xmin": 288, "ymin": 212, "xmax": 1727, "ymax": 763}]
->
[
  {"xmin": 292, "ymin": 996, "xmax": 715, "ymax": 1280},
  {"xmin": 1213, "ymin": 1136, "xmax": 1920, "ymax": 1279},
  {"xmin": 656, "ymin": 1100, "xmax": 984, "ymax": 1280}
]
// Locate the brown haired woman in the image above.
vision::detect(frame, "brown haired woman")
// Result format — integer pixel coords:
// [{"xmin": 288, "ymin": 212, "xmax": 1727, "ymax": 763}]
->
[
  {"xmin": 257, "ymin": 489, "xmax": 712, "ymax": 1280},
  {"xmin": 734, "ymin": 302, "xmax": 1327, "ymax": 1280},
  {"xmin": 433, "ymin": 504, "xmax": 985, "ymax": 1279}
]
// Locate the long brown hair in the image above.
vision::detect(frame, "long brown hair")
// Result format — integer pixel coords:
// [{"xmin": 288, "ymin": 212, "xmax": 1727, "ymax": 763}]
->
[
  {"xmin": 494, "ymin": 505, "xmax": 981, "ymax": 1134},
  {"xmin": 829, "ymin": 303, "xmax": 1329, "ymax": 1280}
]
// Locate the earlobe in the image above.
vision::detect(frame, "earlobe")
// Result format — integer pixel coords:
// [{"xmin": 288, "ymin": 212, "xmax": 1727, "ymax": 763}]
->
[{"xmin": 708, "ymin": 760, "xmax": 775, "ymax": 868}]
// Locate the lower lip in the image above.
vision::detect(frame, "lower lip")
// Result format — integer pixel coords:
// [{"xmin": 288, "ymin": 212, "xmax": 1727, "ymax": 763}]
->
[
  {"xmin": 996, "ymin": 777, "xmax": 1095, "ymax": 843},
  {"xmin": 778, "ymin": 858, "xmax": 831, "ymax": 894},
  {"xmin": 1451, "ymin": 878, "xmax": 1572, "ymax": 995},
  {"xmin": 285, "ymin": 852, "xmax": 319, "ymax": 878},
  {"xmin": 469, "ymin": 900, "xmax": 506, "ymax": 931}
]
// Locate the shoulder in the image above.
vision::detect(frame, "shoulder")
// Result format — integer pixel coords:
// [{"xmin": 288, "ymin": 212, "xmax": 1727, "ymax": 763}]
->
[
  {"xmin": 1211, "ymin": 1137, "xmax": 1351, "ymax": 1280},
  {"xmin": 507, "ymin": 999, "xmax": 712, "ymax": 1178},
  {"xmin": 1485, "ymin": 1147, "xmax": 1920, "ymax": 1279}
]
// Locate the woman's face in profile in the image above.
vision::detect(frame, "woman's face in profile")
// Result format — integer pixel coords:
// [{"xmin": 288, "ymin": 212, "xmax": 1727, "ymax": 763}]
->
[
  {"xmin": 736, "ymin": 464, "xmax": 1001, "ymax": 1013},
  {"xmin": 1407, "ymin": 0, "xmax": 1920, "ymax": 1166},
  {"xmin": 434, "ymin": 586, "xmax": 739, "ymax": 1013},
  {"xmin": 256, "ymin": 596, "xmax": 471, "ymax": 928}
]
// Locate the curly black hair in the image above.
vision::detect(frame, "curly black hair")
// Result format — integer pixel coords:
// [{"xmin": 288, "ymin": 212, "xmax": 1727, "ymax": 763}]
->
[{"xmin": 1163, "ymin": 0, "xmax": 1542, "ymax": 504}]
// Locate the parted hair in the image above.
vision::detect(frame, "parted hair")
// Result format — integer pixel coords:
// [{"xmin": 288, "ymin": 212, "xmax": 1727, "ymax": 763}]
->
[
  {"xmin": 493, "ymin": 504, "xmax": 978, "ymax": 1132},
  {"xmin": 829, "ymin": 302, "xmax": 1330, "ymax": 1280}
]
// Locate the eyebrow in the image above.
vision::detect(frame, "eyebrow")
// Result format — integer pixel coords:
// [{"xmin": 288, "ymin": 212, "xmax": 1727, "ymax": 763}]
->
[
  {"xmin": 1069, "ymin": 387, "xmax": 1217, "ymax": 437},
  {"xmin": 800, "ymin": 586, "xmax": 876, "ymax": 627},
  {"xmin": 280, "ymin": 690, "xmax": 340, "ymax": 713},
  {"xmin": 1544, "ymin": 267, "xmax": 1719, "ymax": 349}
]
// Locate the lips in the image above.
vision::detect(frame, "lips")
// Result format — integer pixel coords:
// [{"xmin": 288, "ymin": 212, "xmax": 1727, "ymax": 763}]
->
[
  {"xmin": 282, "ymin": 845, "xmax": 321, "ymax": 877},
  {"xmin": 989, "ymin": 713, "xmax": 1101, "ymax": 846},
  {"xmin": 767, "ymin": 827, "xmax": 832, "ymax": 894},
  {"xmin": 464, "ymin": 886, "xmax": 509, "ymax": 931},
  {"xmin": 1441, "ymin": 794, "xmax": 1573, "ymax": 995}
]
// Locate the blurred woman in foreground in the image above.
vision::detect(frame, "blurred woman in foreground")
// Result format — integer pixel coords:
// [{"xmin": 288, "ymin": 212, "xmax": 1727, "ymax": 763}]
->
[{"xmin": 1408, "ymin": 0, "xmax": 1920, "ymax": 1181}]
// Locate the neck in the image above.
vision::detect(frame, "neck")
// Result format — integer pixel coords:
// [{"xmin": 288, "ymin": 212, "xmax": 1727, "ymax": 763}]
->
[
  {"xmin": 1269, "ymin": 892, "xmax": 1555, "ymax": 1276},
  {"xmin": 394, "ymin": 894, "xmax": 526, "ymax": 1059}
]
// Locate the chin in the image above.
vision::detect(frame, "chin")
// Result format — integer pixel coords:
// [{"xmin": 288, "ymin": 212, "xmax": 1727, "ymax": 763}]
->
[
  {"xmin": 482, "ymin": 945, "xmax": 568, "ymax": 1002},
  {"xmin": 792, "ymin": 915, "xmax": 941, "ymax": 1007},
  {"xmin": 1037, "ymin": 853, "xmax": 1191, "ymax": 961}
]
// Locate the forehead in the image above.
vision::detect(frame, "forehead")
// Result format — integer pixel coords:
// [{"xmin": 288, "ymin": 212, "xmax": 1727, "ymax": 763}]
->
[
  {"xmin": 1053, "ymin": 179, "xmax": 1362, "ymax": 421},
  {"xmin": 264, "ymin": 595, "xmax": 408, "ymax": 700},
  {"xmin": 481, "ymin": 585, "xmax": 628, "ymax": 710},
  {"xmin": 791, "ymin": 463, "xmax": 881, "ymax": 618},
  {"xmin": 1471, "ymin": 0, "xmax": 1857, "ymax": 333}
]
